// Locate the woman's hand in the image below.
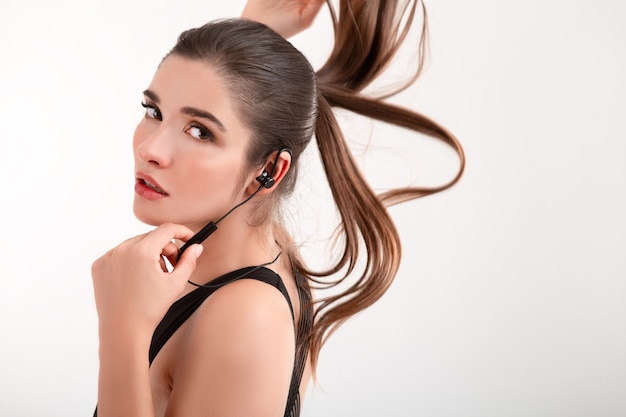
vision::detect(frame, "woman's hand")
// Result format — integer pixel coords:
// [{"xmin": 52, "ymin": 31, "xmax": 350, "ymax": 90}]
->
[
  {"xmin": 92, "ymin": 223, "xmax": 202, "ymax": 333},
  {"xmin": 241, "ymin": 0, "xmax": 326, "ymax": 38}
]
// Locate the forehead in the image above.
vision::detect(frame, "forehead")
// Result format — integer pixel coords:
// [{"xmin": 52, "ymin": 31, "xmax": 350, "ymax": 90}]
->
[
  {"xmin": 151, "ymin": 55, "xmax": 226, "ymax": 105},
  {"xmin": 149, "ymin": 55, "xmax": 247, "ymax": 134}
]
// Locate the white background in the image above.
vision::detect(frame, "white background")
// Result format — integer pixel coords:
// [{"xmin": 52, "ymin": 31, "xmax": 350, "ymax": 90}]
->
[{"xmin": 1, "ymin": 0, "xmax": 625, "ymax": 416}]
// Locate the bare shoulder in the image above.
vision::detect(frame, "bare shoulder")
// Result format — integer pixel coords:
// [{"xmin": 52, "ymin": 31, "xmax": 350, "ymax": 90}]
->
[
  {"xmin": 198, "ymin": 277, "xmax": 294, "ymax": 330},
  {"xmin": 186, "ymin": 277, "xmax": 296, "ymax": 363},
  {"xmin": 165, "ymin": 278, "xmax": 296, "ymax": 416}
]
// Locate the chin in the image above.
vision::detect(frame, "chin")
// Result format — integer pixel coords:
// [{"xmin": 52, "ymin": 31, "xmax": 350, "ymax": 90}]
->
[
  {"xmin": 132, "ymin": 199, "xmax": 172, "ymax": 226},
  {"xmin": 132, "ymin": 200, "xmax": 209, "ymax": 231},
  {"xmin": 133, "ymin": 207, "xmax": 164, "ymax": 226}
]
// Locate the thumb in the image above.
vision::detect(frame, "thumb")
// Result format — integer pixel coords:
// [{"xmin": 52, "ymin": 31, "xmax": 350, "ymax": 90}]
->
[{"xmin": 171, "ymin": 244, "xmax": 203, "ymax": 281}]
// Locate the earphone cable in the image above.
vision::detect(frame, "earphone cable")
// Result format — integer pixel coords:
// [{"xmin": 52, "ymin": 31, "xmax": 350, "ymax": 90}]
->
[{"xmin": 186, "ymin": 250, "xmax": 282, "ymax": 289}]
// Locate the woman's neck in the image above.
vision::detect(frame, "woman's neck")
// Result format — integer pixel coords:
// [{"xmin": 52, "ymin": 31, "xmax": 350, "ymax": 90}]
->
[{"xmin": 184, "ymin": 213, "xmax": 278, "ymax": 287}]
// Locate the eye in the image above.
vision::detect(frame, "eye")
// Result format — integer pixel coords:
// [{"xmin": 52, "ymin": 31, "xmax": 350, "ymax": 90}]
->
[
  {"xmin": 141, "ymin": 101, "xmax": 162, "ymax": 120},
  {"xmin": 186, "ymin": 124, "xmax": 215, "ymax": 142}
]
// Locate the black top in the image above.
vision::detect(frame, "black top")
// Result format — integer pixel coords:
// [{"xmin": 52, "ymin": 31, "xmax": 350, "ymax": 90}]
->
[{"xmin": 94, "ymin": 265, "xmax": 312, "ymax": 417}]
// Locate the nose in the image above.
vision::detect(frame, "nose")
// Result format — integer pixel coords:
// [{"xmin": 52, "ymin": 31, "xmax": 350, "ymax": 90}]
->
[{"xmin": 134, "ymin": 123, "xmax": 173, "ymax": 168}]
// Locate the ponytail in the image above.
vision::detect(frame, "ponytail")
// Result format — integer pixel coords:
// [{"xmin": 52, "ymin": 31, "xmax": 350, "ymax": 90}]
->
[
  {"xmin": 320, "ymin": 83, "xmax": 466, "ymax": 204},
  {"xmin": 318, "ymin": 0, "xmax": 427, "ymax": 95},
  {"xmin": 301, "ymin": 0, "xmax": 466, "ymax": 374}
]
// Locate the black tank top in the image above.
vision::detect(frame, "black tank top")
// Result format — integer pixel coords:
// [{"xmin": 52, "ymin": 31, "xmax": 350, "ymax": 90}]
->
[{"xmin": 94, "ymin": 265, "xmax": 312, "ymax": 417}]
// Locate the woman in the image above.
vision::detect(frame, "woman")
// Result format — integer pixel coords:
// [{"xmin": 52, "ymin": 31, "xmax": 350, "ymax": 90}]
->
[{"xmin": 91, "ymin": 1, "xmax": 465, "ymax": 416}]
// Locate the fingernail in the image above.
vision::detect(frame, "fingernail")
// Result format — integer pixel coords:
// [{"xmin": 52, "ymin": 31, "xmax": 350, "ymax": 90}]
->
[{"xmin": 194, "ymin": 244, "xmax": 204, "ymax": 258}]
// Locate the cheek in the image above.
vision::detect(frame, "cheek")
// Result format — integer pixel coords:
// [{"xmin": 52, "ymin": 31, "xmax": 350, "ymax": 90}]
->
[
  {"xmin": 186, "ymin": 159, "xmax": 251, "ymax": 211},
  {"xmin": 179, "ymin": 160, "xmax": 235, "ymax": 198}
]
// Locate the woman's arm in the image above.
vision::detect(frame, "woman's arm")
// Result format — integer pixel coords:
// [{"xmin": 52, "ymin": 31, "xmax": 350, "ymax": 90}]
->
[
  {"xmin": 92, "ymin": 223, "xmax": 202, "ymax": 417},
  {"xmin": 241, "ymin": 0, "xmax": 325, "ymax": 38},
  {"xmin": 97, "ymin": 322, "xmax": 155, "ymax": 416}
]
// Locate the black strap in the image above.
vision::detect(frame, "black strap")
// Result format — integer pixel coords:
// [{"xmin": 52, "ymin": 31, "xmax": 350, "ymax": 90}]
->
[{"xmin": 149, "ymin": 266, "xmax": 295, "ymax": 363}]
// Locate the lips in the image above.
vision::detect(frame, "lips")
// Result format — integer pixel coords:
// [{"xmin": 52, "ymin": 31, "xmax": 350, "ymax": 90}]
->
[{"xmin": 136, "ymin": 172, "xmax": 169, "ymax": 195}]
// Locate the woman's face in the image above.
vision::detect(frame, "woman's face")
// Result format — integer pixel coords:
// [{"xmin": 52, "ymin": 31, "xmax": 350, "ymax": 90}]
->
[{"xmin": 133, "ymin": 55, "xmax": 253, "ymax": 230}]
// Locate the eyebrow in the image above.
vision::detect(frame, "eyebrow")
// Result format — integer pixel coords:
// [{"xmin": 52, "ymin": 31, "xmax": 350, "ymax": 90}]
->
[{"xmin": 142, "ymin": 89, "xmax": 227, "ymax": 132}]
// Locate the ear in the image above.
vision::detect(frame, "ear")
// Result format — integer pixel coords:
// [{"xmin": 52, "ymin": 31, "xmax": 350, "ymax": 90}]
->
[{"xmin": 246, "ymin": 150, "xmax": 292, "ymax": 196}]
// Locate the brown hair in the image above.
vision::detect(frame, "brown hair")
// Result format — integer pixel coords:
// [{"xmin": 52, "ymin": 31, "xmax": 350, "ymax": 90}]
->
[{"xmin": 168, "ymin": 0, "xmax": 465, "ymax": 375}]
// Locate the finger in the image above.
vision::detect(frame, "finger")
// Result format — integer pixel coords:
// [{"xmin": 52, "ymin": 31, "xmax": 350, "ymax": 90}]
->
[
  {"xmin": 162, "ymin": 241, "xmax": 181, "ymax": 268},
  {"xmin": 117, "ymin": 231, "xmax": 149, "ymax": 249},
  {"xmin": 142, "ymin": 223, "xmax": 195, "ymax": 251},
  {"xmin": 170, "ymin": 244, "xmax": 203, "ymax": 283},
  {"xmin": 159, "ymin": 255, "xmax": 168, "ymax": 272}
]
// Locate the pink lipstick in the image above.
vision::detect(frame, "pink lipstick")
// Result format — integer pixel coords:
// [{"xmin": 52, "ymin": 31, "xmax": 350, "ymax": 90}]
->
[{"xmin": 135, "ymin": 172, "xmax": 168, "ymax": 200}]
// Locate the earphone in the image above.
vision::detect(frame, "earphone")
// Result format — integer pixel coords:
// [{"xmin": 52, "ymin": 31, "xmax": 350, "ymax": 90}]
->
[
  {"xmin": 255, "ymin": 171, "xmax": 275, "ymax": 189},
  {"xmin": 177, "ymin": 147, "xmax": 291, "ymax": 257},
  {"xmin": 256, "ymin": 146, "xmax": 291, "ymax": 189}
]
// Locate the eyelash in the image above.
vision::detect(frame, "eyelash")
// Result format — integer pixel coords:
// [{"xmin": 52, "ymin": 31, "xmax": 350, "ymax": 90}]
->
[
  {"xmin": 140, "ymin": 101, "xmax": 216, "ymax": 142},
  {"xmin": 141, "ymin": 101, "xmax": 161, "ymax": 120},
  {"xmin": 186, "ymin": 124, "xmax": 215, "ymax": 142}
]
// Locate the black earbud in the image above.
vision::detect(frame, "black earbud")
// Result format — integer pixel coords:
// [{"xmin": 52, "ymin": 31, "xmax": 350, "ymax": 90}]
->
[
  {"xmin": 256, "ymin": 171, "xmax": 275, "ymax": 189},
  {"xmin": 255, "ymin": 147, "xmax": 291, "ymax": 190}
]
